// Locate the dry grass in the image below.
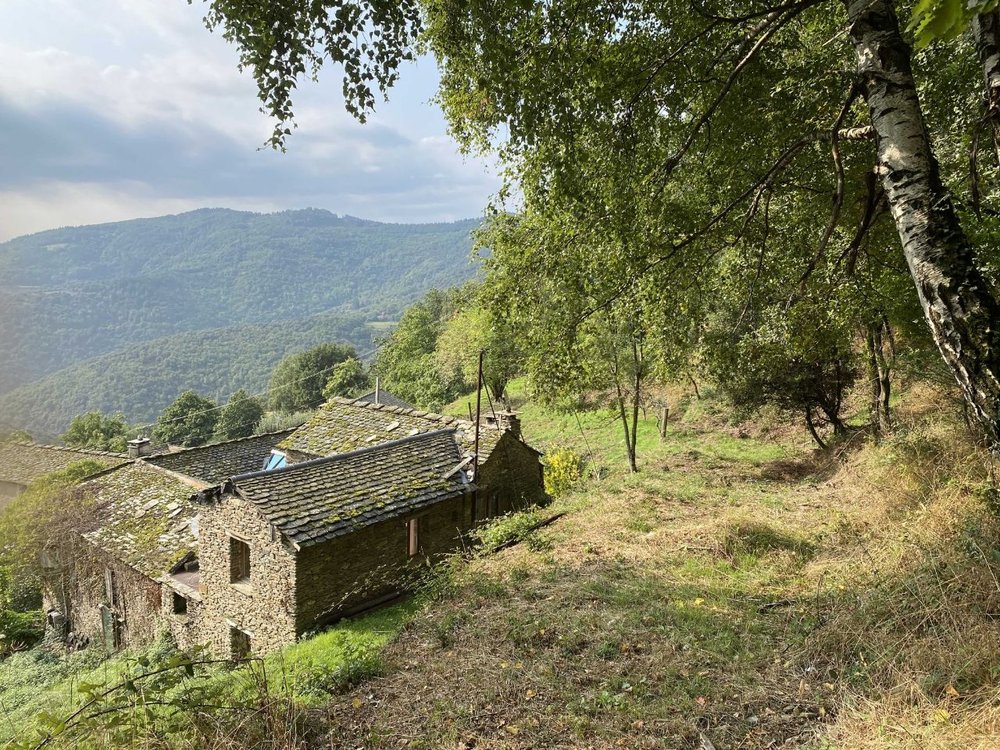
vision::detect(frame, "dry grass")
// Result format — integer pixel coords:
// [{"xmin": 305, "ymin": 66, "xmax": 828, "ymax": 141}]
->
[{"xmin": 307, "ymin": 383, "xmax": 1000, "ymax": 749}]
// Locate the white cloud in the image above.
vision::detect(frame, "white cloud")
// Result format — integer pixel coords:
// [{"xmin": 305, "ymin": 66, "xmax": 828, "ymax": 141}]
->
[{"xmin": 0, "ymin": 0, "xmax": 500, "ymax": 239}]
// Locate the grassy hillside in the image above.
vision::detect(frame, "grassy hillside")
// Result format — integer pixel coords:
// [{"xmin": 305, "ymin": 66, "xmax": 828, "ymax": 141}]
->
[
  {"xmin": 0, "ymin": 209, "xmax": 480, "ymax": 398},
  {"xmin": 3, "ymin": 383, "xmax": 999, "ymax": 748},
  {"xmin": 335, "ymin": 384, "xmax": 1000, "ymax": 749},
  {"xmin": 0, "ymin": 312, "xmax": 378, "ymax": 438}
]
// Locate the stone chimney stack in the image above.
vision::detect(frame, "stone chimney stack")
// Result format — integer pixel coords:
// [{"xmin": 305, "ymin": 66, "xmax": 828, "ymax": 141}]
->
[
  {"xmin": 128, "ymin": 437, "xmax": 152, "ymax": 459},
  {"xmin": 485, "ymin": 411, "xmax": 521, "ymax": 439}
]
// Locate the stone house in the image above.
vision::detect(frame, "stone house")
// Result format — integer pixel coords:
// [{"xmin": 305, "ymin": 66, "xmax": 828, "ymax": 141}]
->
[
  {"xmin": 51, "ymin": 461, "xmax": 201, "ymax": 651},
  {"xmin": 50, "ymin": 398, "xmax": 545, "ymax": 659},
  {"xmin": 272, "ymin": 397, "xmax": 545, "ymax": 519},
  {"xmin": 50, "ymin": 431, "xmax": 293, "ymax": 652},
  {"xmin": 0, "ymin": 442, "xmax": 127, "ymax": 510}
]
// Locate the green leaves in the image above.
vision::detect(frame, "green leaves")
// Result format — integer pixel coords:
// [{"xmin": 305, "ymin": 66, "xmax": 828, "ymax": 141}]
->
[
  {"xmin": 216, "ymin": 389, "xmax": 265, "ymax": 440},
  {"xmin": 371, "ymin": 286, "xmax": 471, "ymax": 410},
  {"xmin": 153, "ymin": 390, "xmax": 219, "ymax": 447},
  {"xmin": 321, "ymin": 358, "xmax": 372, "ymax": 400},
  {"xmin": 201, "ymin": 0, "xmax": 422, "ymax": 147},
  {"xmin": 61, "ymin": 411, "xmax": 129, "ymax": 453},
  {"xmin": 268, "ymin": 343, "xmax": 359, "ymax": 413},
  {"xmin": 909, "ymin": 0, "xmax": 998, "ymax": 47}
]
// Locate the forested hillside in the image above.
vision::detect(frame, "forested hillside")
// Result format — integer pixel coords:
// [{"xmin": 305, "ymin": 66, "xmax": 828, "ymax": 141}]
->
[
  {"xmin": 0, "ymin": 208, "xmax": 478, "ymax": 391},
  {"xmin": 0, "ymin": 208, "xmax": 480, "ymax": 434},
  {"xmin": 0, "ymin": 312, "xmax": 375, "ymax": 439}
]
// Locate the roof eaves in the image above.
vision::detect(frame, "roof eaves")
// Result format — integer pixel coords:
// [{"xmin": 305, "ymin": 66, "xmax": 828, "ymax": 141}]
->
[{"xmin": 293, "ymin": 484, "xmax": 470, "ymax": 548}]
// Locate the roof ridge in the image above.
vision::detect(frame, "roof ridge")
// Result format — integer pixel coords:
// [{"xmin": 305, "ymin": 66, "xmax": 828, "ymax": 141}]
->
[
  {"xmin": 74, "ymin": 459, "xmax": 137, "ymax": 484},
  {"xmin": 333, "ymin": 396, "xmax": 472, "ymax": 429},
  {"xmin": 147, "ymin": 427, "xmax": 299, "ymax": 459},
  {"xmin": 7, "ymin": 441, "xmax": 129, "ymax": 459},
  {"xmin": 233, "ymin": 427, "xmax": 459, "ymax": 483},
  {"xmin": 137, "ymin": 460, "xmax": 212, "ymax": 489}
]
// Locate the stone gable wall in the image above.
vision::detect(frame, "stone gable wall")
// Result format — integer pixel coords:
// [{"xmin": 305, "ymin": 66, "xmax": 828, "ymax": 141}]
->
[
  {"xmin": 477, "ymin": 433, "xmax": 546, "ymax": 518},
  {"xmin": 295, "ymin": 491, "xmax": 472, "ymax": 632},
  {"xmin": 198, "ymin": 494, "xmax": 297, "ymax": 657}
]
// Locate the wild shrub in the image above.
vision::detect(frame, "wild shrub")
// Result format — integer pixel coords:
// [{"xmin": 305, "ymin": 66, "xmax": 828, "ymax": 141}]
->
[
  {"xmin": 0, "ymin": 609, "xmax": 43, "ymax": 656},
  {"xmin": 544, "ymin": 446, "xmax": 584, "ymax": 498}
]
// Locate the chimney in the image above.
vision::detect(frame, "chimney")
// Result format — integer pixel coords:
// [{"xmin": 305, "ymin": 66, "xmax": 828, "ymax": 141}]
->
[
  {"xmin": 485, "ymin": 411, "xmax": 521, "ymax": 439},
  {"xmin": 375, "ymin": 376, "xmax": 381, "ymax": 405},
  {"xmin": 128, "ymin": 437, "xmax": 152, "ymax": 459}
]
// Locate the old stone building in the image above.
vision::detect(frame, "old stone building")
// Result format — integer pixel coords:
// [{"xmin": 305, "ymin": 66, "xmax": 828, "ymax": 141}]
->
[
  {"xmin": 50, "ymin": 398, "xmax": 545, "ymax": 659},
  {"xmin": 50, "ymin": 431, "xmax": 293, "ymax": 651},
  {"xmin": 48, "ymin": 461, "xmax": 199, "ymax": 651},
  {"xmin": 0, "ymin": 442, "xmax": 128, "ymax": 509}
]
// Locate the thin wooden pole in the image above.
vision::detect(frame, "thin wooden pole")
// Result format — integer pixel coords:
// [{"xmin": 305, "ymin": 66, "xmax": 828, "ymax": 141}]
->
[
  {"xmin": 473, "ymin": 350, "xmax": 484, "ymax": 480},
  {"xmin": 471, "ymin": 350, "xmax": 484, "ymax": 525}
]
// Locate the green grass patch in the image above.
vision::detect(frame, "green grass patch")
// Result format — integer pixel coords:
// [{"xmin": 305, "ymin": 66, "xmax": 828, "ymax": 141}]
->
[{"xmin": 0, "ymin": 600, "xmax": 418, "ymax": 746}]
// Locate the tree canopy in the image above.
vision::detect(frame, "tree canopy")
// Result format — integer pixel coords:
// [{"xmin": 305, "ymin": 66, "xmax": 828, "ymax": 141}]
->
[
  {"xmin": 203, "ymin": 0, "xmax": 1000, "ymax": 449},
  {"xmin": 153, "ymin": 391, "xmax": 219, "ymax": 447},
  {"xmin": 216, "ymin": 389, "xmax": 265, "ymax": 440},
  {"xmin": 372, "ymin": 287, "xmax": 469, "ymax": 410},
  {"xmin": 61, "ymin": 411, "xmax": 129, "ymax": 453},
  {"xmin": 268, "ymin": 343, "xmax": 359, "ymax": 413},
  {"xmin": 322, "ymin": 358, "xmax": 372, "ymax": 400}
]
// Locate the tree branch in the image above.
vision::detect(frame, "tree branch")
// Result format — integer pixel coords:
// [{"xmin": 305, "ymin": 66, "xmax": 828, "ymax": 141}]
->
[{"xmin": 789, "ymin": 82, "xmax": 864, "ymax": 301}]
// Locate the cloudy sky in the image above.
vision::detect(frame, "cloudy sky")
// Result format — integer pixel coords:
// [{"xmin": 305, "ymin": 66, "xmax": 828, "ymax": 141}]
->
[{"xmin": 0, "ymin": 0, "xmax": 501, "ymax": 241}]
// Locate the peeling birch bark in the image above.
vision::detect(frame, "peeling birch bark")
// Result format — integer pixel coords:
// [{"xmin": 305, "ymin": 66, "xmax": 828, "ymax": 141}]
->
[{"xmin": 845, "ymin": 0, "xmax": 1000, "ymax": 449}]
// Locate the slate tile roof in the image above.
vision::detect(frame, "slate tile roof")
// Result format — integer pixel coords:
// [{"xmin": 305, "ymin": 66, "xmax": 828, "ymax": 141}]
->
[
  {"xmin": 0, "ymin": 442, "xmax": 129, "ymax": 487},
  {"xmin": 355, "ymin": 388, "xmax": 416, "ymax": 410},
  {"xmin": 147, "ymin": 430, "xmax": 295, "ymax": 484},
  {"xmin": 277, "ymin": 397, "xmax": 502, "ymax": 463},
  {"xmin": 232, "ymin": 429, "xmax": 468, "ymax": 548},
  {"xmin": 81, "ymin": 463, "xmax": 200, "ymax": 579}
]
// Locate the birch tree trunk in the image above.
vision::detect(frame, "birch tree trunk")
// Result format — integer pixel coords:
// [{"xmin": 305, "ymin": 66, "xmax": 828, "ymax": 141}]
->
[
  {"xmin": 973, "ymin": 11, "xmax": 1000, "ymax": 166},
  {"xmin": 845, "ymin": 0, "xmax": 1000, "ymax": 450}
]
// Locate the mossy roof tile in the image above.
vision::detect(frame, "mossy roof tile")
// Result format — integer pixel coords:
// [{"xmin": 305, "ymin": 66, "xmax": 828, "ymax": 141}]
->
[
  {"xmin": 277, "ymin": 397, "xmax": 502, "ymax": 462},
  {"xmin": 0, "ymin": 443, "xmax": 128, "ymax": 486},
  {"xmin": 81, "ymin": 463, "xmax": 199, "ymax": 578},
  {"xmin": 234, "ymin": 429, "xmax": 467, "ymax": 547},
  {"xmin": 147, "ymin": 429, "xmax": 294, "ymax": 484}
]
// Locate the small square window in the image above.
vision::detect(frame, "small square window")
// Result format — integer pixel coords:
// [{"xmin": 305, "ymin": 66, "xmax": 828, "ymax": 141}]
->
[
  {"xmin": 264, "ymin": 452, "xmax": 287, "ymax": 471},
  {"xmin": 230, "ymin": 537, "xmax": 251, "ymax": 583}
]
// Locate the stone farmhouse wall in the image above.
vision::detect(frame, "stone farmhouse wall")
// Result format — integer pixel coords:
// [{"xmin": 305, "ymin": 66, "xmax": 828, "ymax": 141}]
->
[
  {"xmin": 295, "ymin": 491, "xmax": 473, "ymax": 632},
  {"xmin": 197, "ymin": 493, "xmax": 297, "ymax": 658},
  {"xmin": 160, "ymin": 586, "xmax": 204, "ymax": 651},
  {"xmin": 477, "ymin": 433, "xmax": 546, "ymax": 519},
  {"xmin": 51, "ymin": 547, "xmax": 163, "ymax": 651}
]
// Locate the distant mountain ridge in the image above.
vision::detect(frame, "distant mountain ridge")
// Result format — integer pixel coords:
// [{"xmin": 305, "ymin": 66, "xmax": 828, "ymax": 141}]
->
[
  {"xmin": 0, "ymin": 312, "xmax": 375, "ymax": 439},
  {"xmin": 0, "ymin": 208, "xmax": 481, "ymax": 436}
]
